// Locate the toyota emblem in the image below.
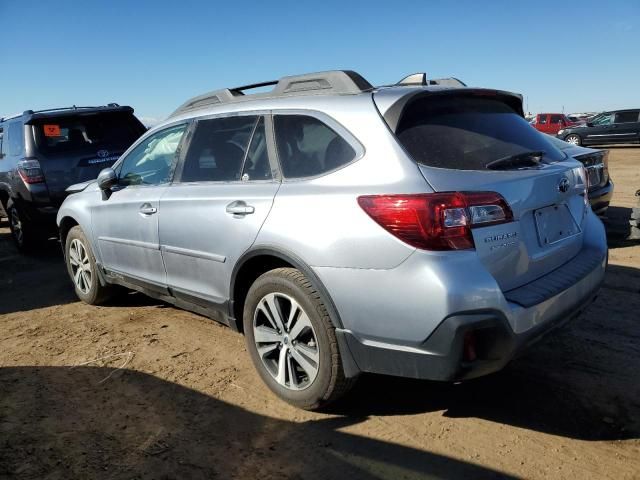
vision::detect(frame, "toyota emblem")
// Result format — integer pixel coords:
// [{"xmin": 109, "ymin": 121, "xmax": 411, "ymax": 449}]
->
[
  {"xmin": 558, "ymin": 177, "xmax": 570, "ymax": 193},
  {"xmin": 97, "ymin": 149, "xmax": 110, "ymax": 159}
]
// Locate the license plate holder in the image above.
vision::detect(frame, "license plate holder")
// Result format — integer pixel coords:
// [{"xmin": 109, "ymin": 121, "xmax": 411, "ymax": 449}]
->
[{"xmin": 534, "ymin": 204, "xmax": 580, "ymax": 246}]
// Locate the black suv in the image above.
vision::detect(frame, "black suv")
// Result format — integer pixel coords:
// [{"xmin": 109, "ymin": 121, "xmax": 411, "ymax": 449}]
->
[
  {"xmin": 0, "ymin": 105, "xmax": 146, "ymax": 250},
  {"xmin": 556, "ymin": 109, "xmax": 640, "ymax": 146}
]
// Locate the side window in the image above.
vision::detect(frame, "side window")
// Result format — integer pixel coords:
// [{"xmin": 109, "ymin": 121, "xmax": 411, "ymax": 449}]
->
[
  {"xmin": 614, "ymin": 111, "xmax": 639, "ymax": 124},
  {"xmin": 118, "ymin": 124, "xmax": 186, "ymax": 186},
  {"xmin": 7, "ymin": 122, "xmax": 23, "ymax": 157},
  {"xmin": 181, "ymin": 116, "xmax": 257, "ymax": 182},
  {"xmin": 592, "ymin": 113, "xmax": 613, "ymax": 126},
  {"xmin": 550, "ymin": 115, "xmax": 563, "ymax": 124},
  {"xmin": 274, "ymin": 115, "xmax": 356, "ymax": 179},
  {"xmin": 242, "ymin": 117, "xmax": 272, "ymax": 180},
  {"xmin": 538, "ymin": 115, "xmax": 548, "ymax": 124}
]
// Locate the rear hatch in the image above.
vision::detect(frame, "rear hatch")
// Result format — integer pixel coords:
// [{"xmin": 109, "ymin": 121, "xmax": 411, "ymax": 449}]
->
[
  {"xmin": 378, "ymin": 90, "xmax": 588, "ymax": 291},
  {"xmin": 28, "ymin": 109, "xmax": 146, "ymax": 205}
]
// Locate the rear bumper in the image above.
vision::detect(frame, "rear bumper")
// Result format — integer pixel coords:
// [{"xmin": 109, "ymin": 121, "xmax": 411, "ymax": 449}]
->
[
  {"xmin": 21, "ymin": 201, "xmax": 59, "ymax": 234},
  {"xmin": 337, "ymin": 271, "xmax": 602, "ymax": 382},
  {"xmin": 589, "ymin": 180, "xmax": 614, "ymax": 216},
  {"xmin": 326, "ymin": 216, "xmax": 607, "ymax": 381}
]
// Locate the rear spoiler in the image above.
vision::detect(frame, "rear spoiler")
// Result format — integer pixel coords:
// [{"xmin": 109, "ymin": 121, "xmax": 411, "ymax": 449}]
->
[
  {"xmin": 24, "ymin": 106, "xmax": 135, "ymax": 124},
  {"xmin": 380, "ymin": 88, "xmax": 525, "ymax": 132}
]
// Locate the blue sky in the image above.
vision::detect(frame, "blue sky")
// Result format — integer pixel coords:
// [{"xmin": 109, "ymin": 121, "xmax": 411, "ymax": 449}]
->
[{"xmin": 1, "ymin": 1, "xmax": 638, "ymax": 123}]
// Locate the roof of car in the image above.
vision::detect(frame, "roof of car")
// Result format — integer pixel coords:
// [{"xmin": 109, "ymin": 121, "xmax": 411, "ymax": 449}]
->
[{"xmin": 168, "ymin": 70, "xmax": 483, "ymax": 120}]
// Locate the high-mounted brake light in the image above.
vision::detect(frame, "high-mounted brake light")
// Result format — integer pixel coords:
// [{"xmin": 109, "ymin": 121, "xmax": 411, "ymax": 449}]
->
[
  {"xmin": 17, "ymin": 159, "xmax": 45, "ymax": 184},
  {"xmin": 358, "ymin": 192, "xmax": 513, "ymax": 251}
]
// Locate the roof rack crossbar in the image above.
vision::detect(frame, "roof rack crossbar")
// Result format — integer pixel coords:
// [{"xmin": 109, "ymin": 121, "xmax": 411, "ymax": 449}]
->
[
  {"xmin": 229, "ymin": 80, "xmax": 278, "ymax": 94},
  {"xmin": 170, "ymin": 70, "xmax": 373, "ymax": 118}
]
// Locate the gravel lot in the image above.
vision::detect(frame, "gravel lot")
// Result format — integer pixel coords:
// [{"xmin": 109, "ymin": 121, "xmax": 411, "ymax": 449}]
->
[{"xmin": 1, "ymin": 147, "xmax": 639, "ymax": 479}]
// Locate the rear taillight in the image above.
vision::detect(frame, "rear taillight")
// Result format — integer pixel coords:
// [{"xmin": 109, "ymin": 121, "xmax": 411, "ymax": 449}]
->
[
  {"xmin": 17, "ymin": 159, "xmax": 45, "ymax": 184},
  {"xmin": 602, "ymin": 151, "xmax": 610, "ymax": 184},
  {"xmin": 357, "ymin": 192, "xmax": 513, "ymax": 251}
]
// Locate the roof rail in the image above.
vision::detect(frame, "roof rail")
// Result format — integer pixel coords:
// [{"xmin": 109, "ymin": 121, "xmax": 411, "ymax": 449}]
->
[
  {"xmin": 170, "ymin": 70, "xmax": 373, "ymax": 118},
  {"xmin": 396, "ymin": 73, "xmax": 467, "ymax": 87}
]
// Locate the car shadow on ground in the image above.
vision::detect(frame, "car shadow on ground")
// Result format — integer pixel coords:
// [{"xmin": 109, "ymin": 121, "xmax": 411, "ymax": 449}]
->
[
  {"xmin": 0, "ymin": 229, "xmax": 162, "ymax": 315},
  {"xmin": 0, "ymin": 366, "xmax": 516, "ymax": 480}
]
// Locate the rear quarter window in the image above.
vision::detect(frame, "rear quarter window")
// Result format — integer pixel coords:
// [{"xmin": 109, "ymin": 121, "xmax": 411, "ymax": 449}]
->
[
  {"xmin": 274, "ymin": 115, "xmax": 356, "ymax": 178},
  {"xmin": 7, "ymin": 122, "xmax": 24, "ymax": 157},
  {"xmin": 395, "ymin": 96, "xmax": 565, "ymax": 171}
]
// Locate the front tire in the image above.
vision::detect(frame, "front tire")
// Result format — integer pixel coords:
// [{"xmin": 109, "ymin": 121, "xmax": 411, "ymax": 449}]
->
[
  {"xmin": 565, "ymin": 134, "xmax": 581, "ymax": 146},
  {"xmin": 243, "ymin": 268, "xmax": 354, "ymax": 410},
  {"xmin": 65, "ymin": 226, "xmax": 113, "ymax": 305}
]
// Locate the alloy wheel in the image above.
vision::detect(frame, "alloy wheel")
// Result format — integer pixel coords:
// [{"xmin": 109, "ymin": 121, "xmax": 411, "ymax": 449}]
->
[
  {"xmin": 253, "ymin": 292, "xmax": 320, "ymax": 391},
  {"xmin": 68, "ymin": 238, "xmax": 92, "ymax": 294},
  {"xmin": 566, "ymin": 135, "xmax": 580, "ymax": 145}
]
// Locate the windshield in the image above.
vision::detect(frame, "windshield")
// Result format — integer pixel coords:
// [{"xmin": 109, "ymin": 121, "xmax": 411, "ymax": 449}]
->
[
  {"xmin": 33, "ymin": 112, "xmax": 146, "ymax": 155},
  {"xmin": 395, "ymin": 95, "xmax": 566, "ymax": 170}
]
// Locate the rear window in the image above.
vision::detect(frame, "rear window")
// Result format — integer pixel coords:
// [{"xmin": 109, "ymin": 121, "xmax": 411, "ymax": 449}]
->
[
  {"xmin": 396, "ymin": 96, "xmax": 565, "ymax": 170},
  {"xmin": 33, "ymin": 112, "xmax": 145, "ymax": 155}
]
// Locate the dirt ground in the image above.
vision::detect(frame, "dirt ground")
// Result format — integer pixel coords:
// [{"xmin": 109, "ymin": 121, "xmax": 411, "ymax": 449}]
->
[{"xmin": 1, "ymin": 148, "xmax": 639, "ymax": 480}]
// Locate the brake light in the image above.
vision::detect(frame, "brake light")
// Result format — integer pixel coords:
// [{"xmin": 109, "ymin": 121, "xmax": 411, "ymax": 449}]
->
[
  {"xmin": 17, "ymin": 159, "xmax": 45, "ymax": 184},
  {"xmin": 357, "ymin": 192, "xmax": 513, "ymax": 251}
]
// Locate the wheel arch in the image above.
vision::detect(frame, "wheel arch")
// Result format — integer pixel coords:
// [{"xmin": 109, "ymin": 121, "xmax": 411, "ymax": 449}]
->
[
  {"xmin": 230, "ymin": 246, "xmax": 345, "ymax": 334},
  {"xmin": 58, "ymin": 215, "xmax": 80, "ymax": 249}
]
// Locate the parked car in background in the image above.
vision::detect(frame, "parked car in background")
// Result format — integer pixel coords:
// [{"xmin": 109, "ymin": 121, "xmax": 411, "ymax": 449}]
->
[
  {"xmin": 0, "ymin": 105, "xmax": 146, "ymax": 250},
  {"xmin": 56, "ymin": 70, "xmax": 607, "ymax": 410},
  {"xmin": 531, "ymin": 113, "xmax": 578, "ymax": 135},
  {"xmin": 546, "ymin": 135, "xmax": 613, "ymax": 216},
  {"xmin": 557, "ymin": 109, "xmax": 640, "ymax": 146}
]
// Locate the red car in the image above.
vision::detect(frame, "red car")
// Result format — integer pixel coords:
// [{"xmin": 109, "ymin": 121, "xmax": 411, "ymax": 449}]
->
[{"xmin": 530, "ymin": 113, "xmax": 579, "ymax": 135}]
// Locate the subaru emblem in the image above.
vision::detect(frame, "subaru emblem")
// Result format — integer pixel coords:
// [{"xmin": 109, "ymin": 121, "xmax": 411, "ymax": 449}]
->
[
  {"xmin": 557, "ymin": 177, "xmax": 570, "ymax": 193},
  {"xmin": 97, "ymin": 149, "xmax": 110, "ymax": 159}
]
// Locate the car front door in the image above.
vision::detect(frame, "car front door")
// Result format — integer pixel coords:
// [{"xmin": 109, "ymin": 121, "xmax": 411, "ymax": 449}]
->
[
  {"xmin": 536, "ymin": 114, "xmax": 549, "ymax": 133},
  {"xmin": 583, "ymin": 112, "xmax": 614, "ymax": 144},
  {"xmin": 91, "ymin": 123, "xmax": 188, "ymax": 289},
  {"xmin": 610, "ymin": 110, "xmax": 640, "ymax": 143},
  {"xmin": 159, "ymin": 114, "xmax": 280, "ymax": 308}
]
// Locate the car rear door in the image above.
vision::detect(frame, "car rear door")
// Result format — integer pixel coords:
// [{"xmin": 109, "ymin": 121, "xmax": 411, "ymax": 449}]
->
[
  {"xmin": 159, "ymin": 114, "xmax": 279, "ymax": 306},
  {"xmin": 548, "ymin": 114, "xmax": 565, "ymax": 134},
  {"xmin": 380, "ymin": 91, "xmax": 589, "ymax": 291},
  {"xmin": 90, "ymin": 123, "xmax": 188, "ymax": 288},
  {"xmin": 610, "ymin": 110, "xmax": 640, "ymax": 143}
]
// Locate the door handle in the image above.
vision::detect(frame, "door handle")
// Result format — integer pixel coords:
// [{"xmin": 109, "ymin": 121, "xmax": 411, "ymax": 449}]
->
[
  {"xmin": 139, "ymin": 203, "xmax": 157, "ymax": 215},
  {"xmin": 226, "ymin": 200, "xmax": 255, "ymax": 216}
]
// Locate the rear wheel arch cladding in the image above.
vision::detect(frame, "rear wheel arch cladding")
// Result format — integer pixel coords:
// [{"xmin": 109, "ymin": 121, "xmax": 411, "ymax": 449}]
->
[
  {"xmin": 231, "ymin": 248, "xmax": 345, "ymax": 330},
  {"xmin": 231, "ymin": 248, "xmax": 360, "ymax": 378}
]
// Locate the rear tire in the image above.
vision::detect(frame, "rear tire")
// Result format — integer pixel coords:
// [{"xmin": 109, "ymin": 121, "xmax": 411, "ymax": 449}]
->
[
  {"xmin": 243, "ymin": 268, "xmax": 355, "ymax": 410},
  {"xmin": 7, "ymin": 202, "xmax": 37, "ymax": 252},
  {"xmin": 65, "ymin": 225, "xmax": 114, "ymax": 305},
  {"xmin": 565, "ymin": 134, "xmax": 581, "ymax": 146}
]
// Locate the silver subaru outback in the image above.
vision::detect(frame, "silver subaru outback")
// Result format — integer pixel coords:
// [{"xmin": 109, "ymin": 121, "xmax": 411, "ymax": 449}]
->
[{"xmin": 57, "ymin": 70, "xmax": 607, "ymax": 409}]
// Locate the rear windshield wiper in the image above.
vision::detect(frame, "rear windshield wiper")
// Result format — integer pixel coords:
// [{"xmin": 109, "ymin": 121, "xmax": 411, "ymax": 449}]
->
[{"xmin": 485, "ymin": 151, "xmax": 546, "ymax": 171}]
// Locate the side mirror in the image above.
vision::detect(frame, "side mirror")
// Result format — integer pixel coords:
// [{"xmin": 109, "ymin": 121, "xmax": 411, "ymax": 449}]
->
[{"xmin": 97, "ymin": 168, "xmax": 118, "ymax": 191}]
